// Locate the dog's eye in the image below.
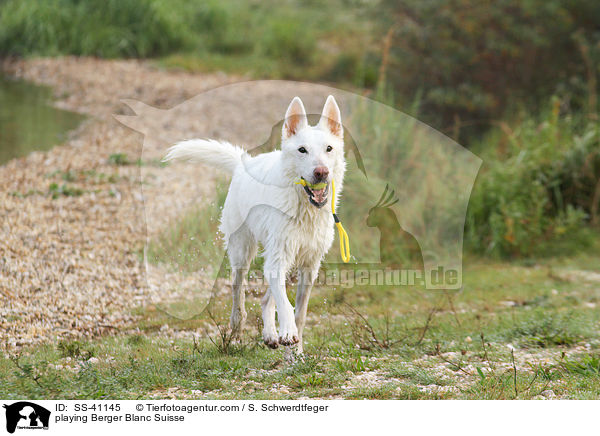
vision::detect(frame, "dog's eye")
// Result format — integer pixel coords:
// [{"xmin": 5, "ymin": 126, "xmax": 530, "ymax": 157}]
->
[
  {"xmin": 298, "ymin": 147, "xmax": 307, "ymax": 154},
  {"xmin": 326, "ymin": 145, "xmax": 333, "ymax": 152}
]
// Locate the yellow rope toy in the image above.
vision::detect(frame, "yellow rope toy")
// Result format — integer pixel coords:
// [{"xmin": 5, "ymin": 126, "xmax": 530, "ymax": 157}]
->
[{"xmin": 295, "ymin": 178, "xmax": 351, "ymax": 263}]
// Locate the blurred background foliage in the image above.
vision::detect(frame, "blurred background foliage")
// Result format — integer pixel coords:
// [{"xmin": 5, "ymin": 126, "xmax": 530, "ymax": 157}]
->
[
  {"xmin": 0, "ymin": 0, "xmax": 598, "ymax": 259},
  {"xmin": 379, "ymin": 0, "xmax": 600, "ymax": 136}
]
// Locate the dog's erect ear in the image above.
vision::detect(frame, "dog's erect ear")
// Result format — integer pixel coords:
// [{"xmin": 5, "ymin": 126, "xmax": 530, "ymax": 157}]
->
[
  {"xmin": 283, "ymin": 97, "xmax": 308, "ymax": 139},
  {"xmin": 319, "ymin": 95, "xmax": 343, "ymax": 138}
]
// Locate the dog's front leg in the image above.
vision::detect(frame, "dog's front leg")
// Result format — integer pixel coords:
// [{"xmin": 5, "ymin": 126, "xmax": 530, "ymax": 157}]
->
[
  {"xmin": 294, "ymin": 265, "xmax": 319, "ymax": 354},
  {"xmin": 261, "ymin": 289, "xmax": 278, "ymax": 348},
  {"xmin": 264, "ymin": 264, "xmax": 298, "ymax": 346}
]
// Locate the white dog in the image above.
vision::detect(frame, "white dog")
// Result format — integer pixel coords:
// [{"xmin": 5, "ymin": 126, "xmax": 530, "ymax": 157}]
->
[{"xmin": 164, "ymin": 96, "xmax": 346, "ymax": 354}]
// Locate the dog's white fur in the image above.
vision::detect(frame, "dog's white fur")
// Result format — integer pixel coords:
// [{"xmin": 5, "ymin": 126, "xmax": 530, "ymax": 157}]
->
[{"xmin": 164, "ymin": 96, "xmax": 345, "ymax": 353}]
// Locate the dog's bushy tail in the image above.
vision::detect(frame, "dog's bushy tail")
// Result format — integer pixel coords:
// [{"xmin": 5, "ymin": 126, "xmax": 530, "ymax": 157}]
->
[{"xmin": 163, "ymin": 139, "xmax": 246, "ymax": 174}]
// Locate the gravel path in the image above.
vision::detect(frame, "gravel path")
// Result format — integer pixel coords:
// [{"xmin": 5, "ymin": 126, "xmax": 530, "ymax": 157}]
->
[{"xmin": 0, "ymin": 57, "xmax": 238, "ymax": 351}]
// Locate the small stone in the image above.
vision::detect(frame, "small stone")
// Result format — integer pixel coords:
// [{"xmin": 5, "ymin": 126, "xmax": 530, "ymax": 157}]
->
[{"xmin": 541, "ymin": 390, "xmax": 555, "ymax": 398}]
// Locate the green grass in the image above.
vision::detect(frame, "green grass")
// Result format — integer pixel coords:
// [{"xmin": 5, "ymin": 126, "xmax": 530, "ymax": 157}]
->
[
  {"xmin": 0, "ymin": 0, "xmax": 378, "ymax": 86},
  {"xmin": 27, "ymin": 165, "xmax": 132, "ymax": 199},
  {"xmin": 2, "ymin": 254, "xmax": 599, "ymax": 399},
  {"xmin": 107, "ymin": 153, "xmax": 131, "ymax": 166},
  {"xmin": 155, "ymin": 0, "xmax": 377, "ymax": 85},
  {"xmin": 0, "ymin": 0, "xmax": 188, "ymax": 58},
  {"xmin": 48, "ymin": 182, "xmax": 84, "ymax": 198},
  {"xmin": 106, "ymin": 108, "xmax": 600, "ymax": 399}
]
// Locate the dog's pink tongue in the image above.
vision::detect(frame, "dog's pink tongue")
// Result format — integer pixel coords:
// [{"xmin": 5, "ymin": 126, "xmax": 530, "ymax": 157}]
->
[{"xmin": 312, "ymin": 188, "xmax": 326, "ymax": 204}]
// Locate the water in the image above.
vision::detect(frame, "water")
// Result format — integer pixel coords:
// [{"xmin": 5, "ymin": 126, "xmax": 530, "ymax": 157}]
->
[{"xmin": 0, "ymin": 74, "xmax": 85, "ymax": 164}]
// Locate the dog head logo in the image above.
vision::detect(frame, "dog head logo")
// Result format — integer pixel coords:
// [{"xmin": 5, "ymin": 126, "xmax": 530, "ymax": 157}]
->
[
  {"xmin": 116, "ymin": 81, "xmax": 482, "ymax": 319},
  {"xmin": 3, "ymin": 402, "xmax": 50, "ymax": 433}
]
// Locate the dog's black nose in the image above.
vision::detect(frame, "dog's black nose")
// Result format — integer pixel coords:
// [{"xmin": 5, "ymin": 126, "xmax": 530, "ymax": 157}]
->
[{"xmin": 313, "ymin": 166, "xmax": 329, "ymax": 182}]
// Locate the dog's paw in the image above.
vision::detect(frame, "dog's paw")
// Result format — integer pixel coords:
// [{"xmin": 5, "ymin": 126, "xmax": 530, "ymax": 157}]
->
[
  {"xmin": 278, "ymin": 333, "xmax": 300, "ymax": 346},
  {"xmin": 278, "ymin": 322, "xmax": 299, "ymax": 346},
  {"xmin": 263, "ymin": 330, "xmax": 279, "ymax": 349},
  {"xmin": 264, "ymin": 337, "xmax": 279, "ymax": 349}
]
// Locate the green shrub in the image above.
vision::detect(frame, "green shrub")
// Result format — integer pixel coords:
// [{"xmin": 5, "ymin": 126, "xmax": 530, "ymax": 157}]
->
[
  {"xmin": 261, "ymin": 18, "xmax": 316, "ymax": 66},
  {"xmin": 378, "ymin": 0, "xmax": 600, "ymax": 138},
  {"xmin": 325, "ymin": 52, "xmax": 379, "ymax": 88},
  {"xmin": 466, "ymin": 102, "xmax": 599, "ymax": 257},
  {"xmin": 347, "ymin": 94, "xmax": 598, "ymax": 260}
]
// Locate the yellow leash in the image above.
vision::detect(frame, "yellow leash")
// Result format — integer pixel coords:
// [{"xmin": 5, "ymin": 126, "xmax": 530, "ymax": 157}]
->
[
  {"xmin": 295, "ymin": 178, "xmax": 351, "ymax": 263},
  {"xmin": 331, "ymin": 179, "xmax": 351, "ymax": 263}
]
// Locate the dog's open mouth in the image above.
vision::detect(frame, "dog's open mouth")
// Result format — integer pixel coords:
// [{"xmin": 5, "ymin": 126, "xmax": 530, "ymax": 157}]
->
[{"xmin": 299, "ymin": 178, "xmax": 329, "ymax": 208}]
